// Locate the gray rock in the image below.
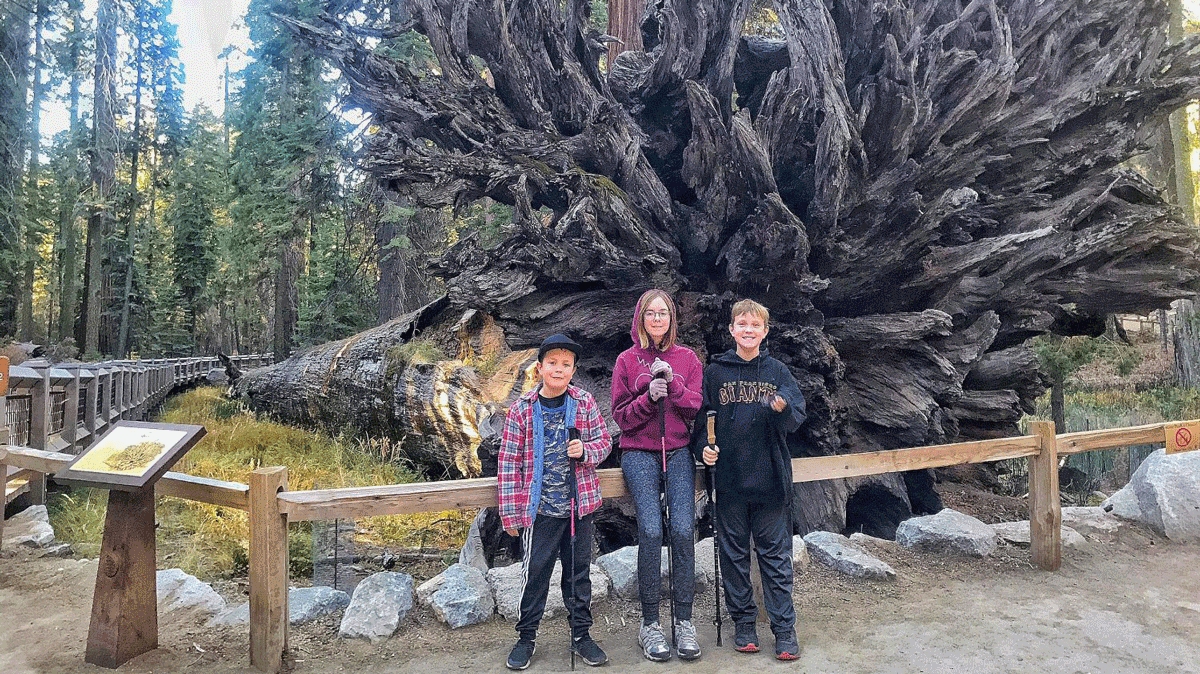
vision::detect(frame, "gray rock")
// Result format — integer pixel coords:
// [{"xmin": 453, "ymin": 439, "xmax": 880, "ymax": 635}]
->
[
  {"xmin": 1102, "ymin": 449, "xmax": 1200, "ymax": 541},
  {"xmin": 803, "ymin": 531, "xmax": 895, "ymax": 580},
  {"xmin": 416, "ymin": 571, "xmax": 444, "ymax": 607},
  {"xmin": 458, "ymin": 509, "xmax": 490, "ymax": 574},
  {"xmin": 896, "ymin": 508, "xmax": 998, "ymax": 557},
  {"xmin": 1062, "ymin": 506, "xmax": 1124, "ymax": 540},
  {"xmin": 1103, "ymin": 484, "xmax": 1143, "ymax": 521},
  {"xmin": 37, "ymin": 543, "xmax": 74, "ymax": 558},
  {"xmin": 4, "ymin": 505, "xmax": 55, "ymax": 548},
  {"xmin": 430, "ymin": 563, "xmax": 495, "ymax": 628},
  {"xmin": 594, "ymin": 545, "xmax": 641, "ymax": 600},
  {"xmin": 990, "ymin": 521, "xmax": 1087, "ymax": 549},
  {"xmin": 157, "ymin": 569, "xmax": 226, "ymax": 621},
  {"xmin": 848, "ymin": 532, "xmax": 897, "ymax": 550},
  {"xmin": 339, "ymin": 571, "xmax": 414, "ymax": 641},
  {"xmin": 488, "ymin": 561, "xmax": 610, "ymax": 621},
  {"xmin": 289, "ymin": 586, "xmax": 351, "ymax": 625},
  {"xmin": 791, "ymin": 535, "xmax": 812, "ymax": 567},
  {"xmin": 208, "ymin": 602, "xmax": 249, "ymax": 627}
]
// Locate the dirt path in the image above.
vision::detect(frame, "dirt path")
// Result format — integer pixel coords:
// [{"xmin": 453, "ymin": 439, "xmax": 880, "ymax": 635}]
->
[{"xmin": 2, "ymin": 526, "xmax": 1198, "ymax": 674}]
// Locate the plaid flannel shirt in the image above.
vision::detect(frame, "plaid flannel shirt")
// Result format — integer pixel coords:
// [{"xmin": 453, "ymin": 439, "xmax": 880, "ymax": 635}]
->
[{"xmin": 498, "ymin": 383, "xmax": 613, "ymax": 532}]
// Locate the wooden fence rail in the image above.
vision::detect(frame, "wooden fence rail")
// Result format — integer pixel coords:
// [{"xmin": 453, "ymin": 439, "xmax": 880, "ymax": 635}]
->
[{"xmin": 0, "ymin": 389, "xmax": 1189, "ymax": 673}]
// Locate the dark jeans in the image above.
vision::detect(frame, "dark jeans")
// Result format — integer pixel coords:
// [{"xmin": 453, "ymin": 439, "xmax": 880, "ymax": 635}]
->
[
  {"xmin": 716, "ymin": 497, "xmax": 795, "ymax": 634},
  {"xmin": 515, "ymin": 513, "xmax": 594, "ymax": 641},
  {"xmin": 621, "ymin": 447, "xmax": 695, "ymax": 623}
]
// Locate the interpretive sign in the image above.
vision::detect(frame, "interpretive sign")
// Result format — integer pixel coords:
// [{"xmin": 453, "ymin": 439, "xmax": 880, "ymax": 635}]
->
[{"xmin": 56, "ymin": 421, "xmax": 206, "ymax": 491}]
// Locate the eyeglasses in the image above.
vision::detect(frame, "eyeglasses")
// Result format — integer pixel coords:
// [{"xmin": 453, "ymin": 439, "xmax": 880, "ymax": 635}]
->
[{"xmin": 645, "ymin": 311, "xmax": 670, "ymax": 320}]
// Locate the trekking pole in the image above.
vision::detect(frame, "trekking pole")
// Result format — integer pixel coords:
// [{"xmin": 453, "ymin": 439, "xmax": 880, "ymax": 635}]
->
[
  {"xmin": 706, "ymin": 410, "xmax": 722, "ymax": 646},
  {"xmin": 655, "ymin": 366, "xmax": 675, "ymax": 647},
  {"xmin": 568, "ymin": 426, "xmax": 581, "ymax": 671}
]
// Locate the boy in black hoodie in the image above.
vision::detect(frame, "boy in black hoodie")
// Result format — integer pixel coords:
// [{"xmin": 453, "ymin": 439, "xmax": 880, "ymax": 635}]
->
[{"xmin": 692, "ymin": 299, "xmax": 806, "ymax": 661}]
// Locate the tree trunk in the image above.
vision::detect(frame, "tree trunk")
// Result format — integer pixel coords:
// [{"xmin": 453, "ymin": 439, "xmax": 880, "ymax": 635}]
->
[
  {"xmin": 84, "ymin": 0, "xmax": 118, "ymax": 356},
  {"xmin": 0, "ymin": 2, "xmax": 31, "ymax": 338},
  {"xmin": 117, "ymin": 0, "xmax": 147, "ymax": 358},
  {"xmin": 57, "ymin": 0, "xmax": 84, "ymax": 346},
  {"xmin": 606, "ymin": 0, "xmax": 644, "ymax": 67},
  {"xmin": 18, "ymin": 0, "xmax": 46, "ymax": 343},
  {"xmin": 260, "ymin": 0, "xmax": 1200, "ymax": 536}
]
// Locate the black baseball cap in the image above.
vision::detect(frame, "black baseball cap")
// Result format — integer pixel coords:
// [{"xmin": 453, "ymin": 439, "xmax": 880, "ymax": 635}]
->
[{"xmin": 537, "ymin": 333, "xmax": 582, "ymax": 362}]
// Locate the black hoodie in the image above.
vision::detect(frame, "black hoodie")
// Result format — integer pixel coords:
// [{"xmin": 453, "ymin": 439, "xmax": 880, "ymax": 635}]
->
[{"xmin": 690, "ymin": 347, "xmax": 806, "ymax": 502}]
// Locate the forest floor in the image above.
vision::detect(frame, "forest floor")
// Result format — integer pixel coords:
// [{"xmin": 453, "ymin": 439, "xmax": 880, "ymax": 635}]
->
[{"xmin": 3, "ymin": 512, "xmax": 1198, "ymax": 674}]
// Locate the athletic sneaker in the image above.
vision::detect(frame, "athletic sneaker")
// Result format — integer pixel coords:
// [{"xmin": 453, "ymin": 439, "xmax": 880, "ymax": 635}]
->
[
  {"xmin": 774, "ymin": 630, "xmax": 801, "ymax": 661},
  {"xmin": 734, "ymin": 622, "xmax": 760, "ymax": 653},
  {"xmin": 675, "ymin": 619, "xmax": 702, "ymax": 660},
  {"xmin": 573, "ymin": 635, "xmax": 608, "ymax": 666},
  {"xmin": 639, "ymin": 621, "xmax": 671, "ymax": 661},
  {"xmin": 506, "ymin": 639, "xmax": 536, "ymax": 670}
]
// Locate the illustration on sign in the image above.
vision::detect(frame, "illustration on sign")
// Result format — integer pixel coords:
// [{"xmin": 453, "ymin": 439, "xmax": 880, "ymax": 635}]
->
[{"xmin": 70, "ymin": 426, "xmax": 188, "ymax": 477}]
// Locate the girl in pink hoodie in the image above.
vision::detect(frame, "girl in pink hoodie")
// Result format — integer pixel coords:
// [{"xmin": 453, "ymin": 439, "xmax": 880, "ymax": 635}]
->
[{"xmin": 611, "ymin": 289, "xmax": 704, "ymax": 661}]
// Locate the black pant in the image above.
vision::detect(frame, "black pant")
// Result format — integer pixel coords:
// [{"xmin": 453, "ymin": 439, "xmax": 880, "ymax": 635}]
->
[
  {"xmin": 715, "ymin": 497, "xmax": 795, "ymax": 634},
  {"xmin": 516, "ymin": 513, "xmax": 594, "ymax": 641}
]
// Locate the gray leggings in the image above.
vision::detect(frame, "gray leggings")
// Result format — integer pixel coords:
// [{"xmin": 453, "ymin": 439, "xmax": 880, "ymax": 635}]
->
[{"xmin": 620, "ymin": 447, "xmax": 695, "ymax": 623}]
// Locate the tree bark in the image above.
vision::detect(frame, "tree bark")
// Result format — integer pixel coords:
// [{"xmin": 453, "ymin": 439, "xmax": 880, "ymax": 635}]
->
[
  {"xmin": 260, "ymin": 0, "xmax": 1200, "ymax": 534},
  {"xmin": 57, "ymin": 0, "xmax": 84, "ymax": 347},
  {"xmin": 84, "ymin": 0, "xmax": 118, "ymax": 357},
  {"xmin": 0, "ymin": 1, "xmax": 31, "ymax": 338},
  {"xmin": 606, "ymin": 0, "xmax": 644, "ymax": 67}
]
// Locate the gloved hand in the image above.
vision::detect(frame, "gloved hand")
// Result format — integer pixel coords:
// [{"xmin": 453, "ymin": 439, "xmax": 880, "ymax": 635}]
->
[
  {"xmin": 650, "ymin": 359, "xmax": 673, "ymax": 383},
  {"xmin": 648, "ymin": 377, "xmax": 668, "ymax": 402}
]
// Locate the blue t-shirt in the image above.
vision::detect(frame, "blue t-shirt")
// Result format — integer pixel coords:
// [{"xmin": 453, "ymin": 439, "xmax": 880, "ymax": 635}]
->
[{"xmin": 537, "ymin": 393, "xmax": 571, "ymax": 518}]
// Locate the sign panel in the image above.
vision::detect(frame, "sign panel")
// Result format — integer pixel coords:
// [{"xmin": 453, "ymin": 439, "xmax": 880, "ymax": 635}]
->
[
  {"xmin": 56, "ymin": 421, "xmax": 206, "ymax": 491},
  {"xmin": 1165, "ymin": 422, "xmax": 1200, "ymax": 455},
  {"xmin": 0, "ymin": 355, "xmax": 8, "ymax": 397}
]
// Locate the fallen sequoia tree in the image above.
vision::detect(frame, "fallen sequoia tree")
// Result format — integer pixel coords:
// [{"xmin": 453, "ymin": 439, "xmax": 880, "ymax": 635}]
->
[{"xmin": 233, "ymin": 0, "xmax": 1200, "ymax": 551}]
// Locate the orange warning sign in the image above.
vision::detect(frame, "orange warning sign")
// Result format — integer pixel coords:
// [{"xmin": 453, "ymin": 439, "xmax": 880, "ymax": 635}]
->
[
  {"xmin": 1165, "ymin": 422, "xmax": 1200, "ymax": 454},
  {"xmin": 0, "ymin": 356, "xmax": 7, "ymax": 397}
]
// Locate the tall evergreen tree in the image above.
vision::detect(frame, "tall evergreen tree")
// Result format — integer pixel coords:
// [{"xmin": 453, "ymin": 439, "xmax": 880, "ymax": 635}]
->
[
  {"xmin": 83, "ymin": 0, "xmax": 118, "ymax": 356},
  {"xmin": 0, "ymin": 2, "xmax": 32, "ymax": 338}
]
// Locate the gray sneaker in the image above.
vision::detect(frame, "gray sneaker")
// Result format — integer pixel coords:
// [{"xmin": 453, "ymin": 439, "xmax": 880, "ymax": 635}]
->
[
  {"xmin": 675, "ymin": 619, "xmax": 701, "ymax": 660},
  {"xmin": 639, "ymin": 621, "xmax": 672, "ymax": 662}
]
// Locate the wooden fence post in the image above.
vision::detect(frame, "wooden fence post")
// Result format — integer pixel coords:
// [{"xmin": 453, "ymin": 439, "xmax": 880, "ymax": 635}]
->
[
  {"xmin": 84, "ymin": 367, "xmax": 98, "ymax": 446},
  {"xmin": 28, "ymin": 361, "xmax": 49, "ymax": 504},
  {"xmin": 63, "ymin": 366, "xmax": 80, "ymax": 454},
  {"xmin": 1028, "ymin": 420, "xmax": 1062, "ymax": 571},
  {"xmin": 249, "ymin": 466, "xmax": 289, "ymax": 673}
]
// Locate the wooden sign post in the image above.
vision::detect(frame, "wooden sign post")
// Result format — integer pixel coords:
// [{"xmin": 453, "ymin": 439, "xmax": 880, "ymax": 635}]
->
[{"xmin": 56, "ymin": 421, "xmax": 206, "ymax": 669}]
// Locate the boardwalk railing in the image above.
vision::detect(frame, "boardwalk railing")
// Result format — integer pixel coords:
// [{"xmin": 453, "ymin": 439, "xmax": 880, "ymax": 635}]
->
[
  {"xmin": 1, "ymin": 354, "xmax": 271, "ymax": 506},
  {"xmin": 0, "ymin": 408, "xmax": 1187, "ymax": 673}
]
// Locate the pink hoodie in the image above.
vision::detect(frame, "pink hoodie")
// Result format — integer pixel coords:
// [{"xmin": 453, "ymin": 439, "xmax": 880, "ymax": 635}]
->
[{"xmin": 611, "ymin": 295, "xmax": 704, "ymax": 452}]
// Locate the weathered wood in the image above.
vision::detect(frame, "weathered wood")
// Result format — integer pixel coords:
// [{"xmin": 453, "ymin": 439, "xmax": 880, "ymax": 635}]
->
[
  {"xmin": 158, "ymin": 472, "xmax": 250, "ymax": 511},
  {"xmin": 1028, "ymin": 421, "xmax": 1062, "ymax": 571},
  {"xmin": 1057, "ymin": 422, "xmax": 1170, "ymax": 455},
  {"xmin": 85, "ymin": 488, "xmax": 158, "ymax": 668},
  {"xmin": 249, "ymin": 467, "xmax": 288, "ymax": 674}
]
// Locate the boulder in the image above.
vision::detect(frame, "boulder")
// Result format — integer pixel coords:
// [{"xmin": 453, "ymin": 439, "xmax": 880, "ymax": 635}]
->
[
  {"xmin": 594, "ymin": 545, "xmax": 644, "ymax": 600},
  {"xmin": 4, "ymin": 505, "xmax": 55, "ymax": 548},
  {"xmin": 803, "ymin": 531, "xmax": 895, "ymax": 581},
  {"xmin": 214, "ymin": 585, "xmax": 351, "ymax": 626},
  {"xmin": 488, "ymin": 561, "xmax": 610, "ymax": 621},
  {"xmin": 339, "ymin": 571, "xmax": 415, "ymax": 641},
  {"xmin": 37, "ymin": 543, "xmax": 74, "ymax": 558},
  {"xmin": 458, "ymin": 509, "xmax": 490, "ymax": 573},
  {"xmin": 416, "ymin": 572, "xmax": 445, "ymax": 607},
  {"xmin": 289, "ymin": 586, "xmax": 351, "ymax": 625},
  {"xmin": 430, "ymin": 563, "xmax": 494, "ymax": 628},
  {"xmin": 156, "ymin": 569, "xmax": 226, "ymax": 622},
  {"xmin": 1062, "ymin": 506, "xmax": 1124, "ymax": 540},
  {"xmin": 1102, "ymin": 449, "xmax": 1200, "ymax": 541},
  {"xmin": 896, "ymin": 508, "xmax": 997, "ymax": 557},
  {"xmin": 990, "ymin": 521, "xmax": 1087, "ymax": 549}
]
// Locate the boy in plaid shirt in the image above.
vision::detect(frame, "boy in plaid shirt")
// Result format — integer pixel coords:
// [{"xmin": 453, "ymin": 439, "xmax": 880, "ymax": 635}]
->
[{"xmin": 499, "ymin": 334, "xmax": 613, "ymax": 670}]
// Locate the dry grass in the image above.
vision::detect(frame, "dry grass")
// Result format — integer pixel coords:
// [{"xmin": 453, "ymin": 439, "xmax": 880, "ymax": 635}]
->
[{"xmin": 49, "ymin": 387, "xmax": 473, "ymax": 580}]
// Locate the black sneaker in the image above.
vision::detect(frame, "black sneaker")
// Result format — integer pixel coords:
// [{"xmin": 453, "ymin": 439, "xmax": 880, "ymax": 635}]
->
[
  {"xmin": 507, "ymin": 639, "xmax": 536, "ymax": 670},
  {"xmin": 734, "ymin": 622, "xmax": 760, "ymax": 653},
  {"xmin": 573, "ymin": 636, "xmax": 608, "ymax": 666},
  {"xmin": 774, "ymin": 630, "xmax": 801, "ymax": 661}
]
